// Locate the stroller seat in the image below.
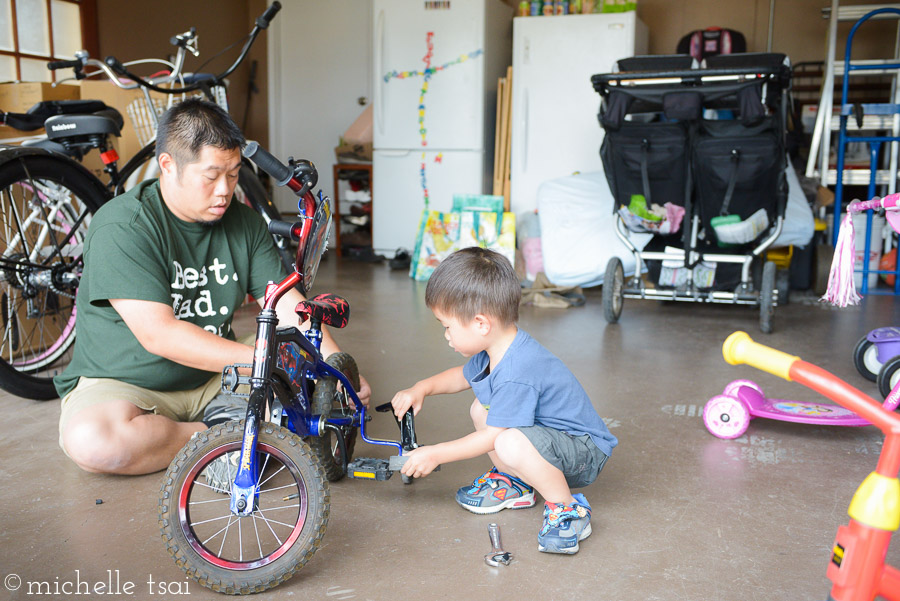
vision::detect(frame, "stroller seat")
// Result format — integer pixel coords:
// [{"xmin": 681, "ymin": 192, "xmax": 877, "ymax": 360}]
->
[{"xmin": 591, "ymin": 53, "xmax": 793, "ymax": 333}]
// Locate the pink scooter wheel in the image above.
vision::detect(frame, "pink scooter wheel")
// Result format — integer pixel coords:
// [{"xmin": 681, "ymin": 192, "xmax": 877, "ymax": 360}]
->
[
  {"xmin": 723, "ymin": 379, "xmax": 763, "ymax": 400},
  {"xmin": 703, "ymin": 394, "xmax": 751, "ymax": 439}
]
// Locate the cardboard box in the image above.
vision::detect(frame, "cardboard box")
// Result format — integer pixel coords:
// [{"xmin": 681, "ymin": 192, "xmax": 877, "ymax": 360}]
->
[
  {"xmin": 79, "ymin": 80, "xmax": 169, "ymax": 164},
  {"xmin": 0, "ymin": 82, "xmax": 80, "ymax": 140}
]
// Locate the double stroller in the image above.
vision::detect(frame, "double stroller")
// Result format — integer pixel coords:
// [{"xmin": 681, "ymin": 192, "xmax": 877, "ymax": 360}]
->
[{"xmin": 592, "ymin": 53, "xmax": 792, "ymax": 333}]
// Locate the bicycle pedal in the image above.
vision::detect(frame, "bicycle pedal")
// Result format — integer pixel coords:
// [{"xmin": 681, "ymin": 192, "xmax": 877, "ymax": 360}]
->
[{"xmin": 347, "ymin": 457, "xmax": 393, "ymax": 481}]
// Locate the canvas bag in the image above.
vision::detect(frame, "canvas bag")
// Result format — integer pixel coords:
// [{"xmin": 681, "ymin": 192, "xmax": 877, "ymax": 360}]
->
[{"xmin": 409, "ymin": 195, "xmax": 516, "ymax": 281}]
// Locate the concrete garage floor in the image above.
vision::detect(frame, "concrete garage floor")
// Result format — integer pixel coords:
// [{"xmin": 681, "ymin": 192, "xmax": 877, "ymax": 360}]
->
[{"xmin": 3, "ymin": 256, "xmax": 900, "ymax": 601}]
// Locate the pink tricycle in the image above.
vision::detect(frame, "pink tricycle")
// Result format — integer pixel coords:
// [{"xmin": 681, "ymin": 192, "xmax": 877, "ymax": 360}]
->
[{"xmin": 703, "ymin": 379, "xmax": 900, "ymax": 439}]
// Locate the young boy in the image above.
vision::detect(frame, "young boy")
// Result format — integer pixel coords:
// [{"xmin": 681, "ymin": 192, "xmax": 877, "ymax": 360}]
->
[{"xmin": 391, "ymin": 247, "xmax": 616, "ymax": 554}]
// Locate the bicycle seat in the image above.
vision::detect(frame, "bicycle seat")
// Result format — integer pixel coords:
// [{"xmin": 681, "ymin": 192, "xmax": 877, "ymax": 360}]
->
[
  {"xmin": 294, "ymin": 293, "xmax": 349, "ymax": 329},
  {"xmin": 44, "ymin": 109, "xmax": 123, "ymax": 140}
]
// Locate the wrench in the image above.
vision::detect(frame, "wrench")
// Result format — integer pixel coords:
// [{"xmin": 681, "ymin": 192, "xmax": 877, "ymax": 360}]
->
[{"xmin": 484, "ymin": 523, "xmax": 513, "ymax": 567}]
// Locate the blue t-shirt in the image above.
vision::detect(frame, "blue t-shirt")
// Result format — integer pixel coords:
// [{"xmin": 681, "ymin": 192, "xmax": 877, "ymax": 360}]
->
[{"xmin": 462, "ymin": 329, "xmax": 617, "ymax": 457}]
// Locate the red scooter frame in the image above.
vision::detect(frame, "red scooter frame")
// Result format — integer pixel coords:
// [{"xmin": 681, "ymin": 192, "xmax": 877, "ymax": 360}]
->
[{"xmin": 723, "ymin": 331, "xmax": 900, "ymax": 601}]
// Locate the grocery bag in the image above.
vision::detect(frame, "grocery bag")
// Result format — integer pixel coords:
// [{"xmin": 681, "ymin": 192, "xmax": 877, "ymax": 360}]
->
[{"xmin": 409, "ymin": 207, "xmax": 516, "ymax": 281}]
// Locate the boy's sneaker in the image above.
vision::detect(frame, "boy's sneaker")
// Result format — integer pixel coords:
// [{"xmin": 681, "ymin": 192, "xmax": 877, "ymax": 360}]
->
[
  {"xmin": 455, "ymin": 467, "xmax": 536, "ymax": 514},
  {"xmin": 537, "ymin": 493, "xmax": 592, "ymax": 554}
]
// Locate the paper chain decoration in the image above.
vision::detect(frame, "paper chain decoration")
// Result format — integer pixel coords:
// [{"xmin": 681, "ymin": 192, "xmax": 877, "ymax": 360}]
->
[{"xmin": 383, "ymin": 31, "xmax": 483, "ymax": 208}]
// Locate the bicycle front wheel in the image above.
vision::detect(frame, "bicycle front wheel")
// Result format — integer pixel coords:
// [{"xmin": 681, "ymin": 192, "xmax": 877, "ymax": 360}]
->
[
  {"xmin": 0, "ymin": 151, "xmax": 106, "ymax": 399},
  {"xmin": 159, "ymin": 421, "xmax": 329, "ymax": 594}
]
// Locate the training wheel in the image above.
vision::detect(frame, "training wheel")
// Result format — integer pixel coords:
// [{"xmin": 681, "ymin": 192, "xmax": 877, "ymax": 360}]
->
[{"xmin": 703, "ymin": 394, "xmax": 750, "ymax": 439}]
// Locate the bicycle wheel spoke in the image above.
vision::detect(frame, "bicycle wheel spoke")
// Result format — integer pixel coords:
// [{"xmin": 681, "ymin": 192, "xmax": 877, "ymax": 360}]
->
[
  {"xmin": 257, "ymin": 464, "xmax": 285, "ymax": 489},
  {"xmin": 190, "ymin": 513, "xmax": 234, "ymax": 527},
  {"xmin": 257, "ymin": 482, "xmax": 296, "ymax": 495},
  {"xmin": 188, "ymin": 496, "xmax": 232, "ymax": 506},
  {"xmin": 254, "ymin": 511, "xmax": 284, "ymax": 547},
  {"xmin": 253, "ymin": 507, "xmax": 300, "ymax": 530},
  {"xmin": 252, "ymin": 509, "xmax": 263, "ymax": 559},
  {"xmin": 216, "ymin": 515, "xmax": 236, "ymax": 557}
]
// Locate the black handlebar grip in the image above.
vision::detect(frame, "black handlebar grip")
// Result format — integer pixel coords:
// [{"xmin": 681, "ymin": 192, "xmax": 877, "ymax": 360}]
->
[
  {"xmin": 257, "ymin": 1, "xmax": 282, "ymax": 29},
  {"xmin": 242, "ymin": 141, "xmax": 293, "ymax": 186},
  {"xmin": 104, "ymin": 56, "xmax": 127, "ymax": 75},
  {"xmin": 47, "ymin": 59, "xmax": 82, "ymax": 71},
  {"xmin": 268, "ymin": 220, "xmax": 299, "ymax": 240}
]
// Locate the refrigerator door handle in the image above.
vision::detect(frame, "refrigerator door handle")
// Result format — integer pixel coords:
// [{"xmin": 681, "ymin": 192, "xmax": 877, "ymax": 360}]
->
[
  {"xmin": 521, "ymin": 90, "xmax": 529, "ymax": 172},
  {"xmin": 375, "ymin": 9, "xmax": 385, "ymax": 137}
]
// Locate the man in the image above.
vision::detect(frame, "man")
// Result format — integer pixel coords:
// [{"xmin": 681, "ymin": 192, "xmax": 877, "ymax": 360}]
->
[{"xmin": 55, "ymin": 99, "xmax": 370, "ymax": 475}]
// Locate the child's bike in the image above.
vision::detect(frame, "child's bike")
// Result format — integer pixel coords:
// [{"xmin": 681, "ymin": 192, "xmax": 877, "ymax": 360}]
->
[{"xmin": 157, "ymin": 143, "xmax": 421, "ymax": 594}]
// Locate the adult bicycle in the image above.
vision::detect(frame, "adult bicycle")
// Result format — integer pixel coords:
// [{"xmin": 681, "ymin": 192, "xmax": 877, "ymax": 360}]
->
[{"xmin": 0, "ymin": 3, "xmax": 288, "ymax": 400}]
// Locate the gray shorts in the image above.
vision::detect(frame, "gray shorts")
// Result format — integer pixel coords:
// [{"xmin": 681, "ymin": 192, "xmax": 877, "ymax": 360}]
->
[{"xmin": 516, "ymin": 425, "xmax": 609, "ymax": 489}]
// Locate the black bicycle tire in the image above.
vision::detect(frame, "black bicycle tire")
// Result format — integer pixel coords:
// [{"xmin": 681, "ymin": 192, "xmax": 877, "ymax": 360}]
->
[
  {"xmin": 158, "ymin": 420, "xmax": 329, "ymax": 594},
  {"xmin": 237, "ymin": 163, "xmax": 295, "ymax": 274},
  {"xmin": 0, "ymin": 153, "xmax": 106, "ymax": 399},
  {"xmin": 309, "ymin": 352, "xmax": 360, "ymax": 481}
]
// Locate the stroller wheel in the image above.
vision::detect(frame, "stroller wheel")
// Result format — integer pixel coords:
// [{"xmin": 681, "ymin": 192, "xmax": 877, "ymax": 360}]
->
[
  {"xmin": 603, "ymin": 257, "xmax": 624, "ymax": 324},
  {"xmin": 759, "ymin": 261, "xmax": 776, "ymax": 334}
]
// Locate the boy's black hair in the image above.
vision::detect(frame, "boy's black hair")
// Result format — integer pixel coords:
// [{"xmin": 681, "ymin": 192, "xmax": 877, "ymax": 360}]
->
[
  {"xmin": 155, "ymin": 98, "xmax": 245, "ymax": 169},
  {"xmin": 425, "ymin": 247, "xmax": 520, "ymax": 325}
]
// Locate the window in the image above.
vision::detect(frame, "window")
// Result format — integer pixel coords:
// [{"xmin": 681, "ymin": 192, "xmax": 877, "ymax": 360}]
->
[{"xmin": 0, "ymin": 0, "xmax": 97, "ymax": 83}]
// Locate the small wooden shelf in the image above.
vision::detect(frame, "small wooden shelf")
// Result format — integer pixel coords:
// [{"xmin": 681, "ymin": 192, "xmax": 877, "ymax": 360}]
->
[{"xmin": 332, "ymin": 163, "xmax": 372, "ymax": 257}]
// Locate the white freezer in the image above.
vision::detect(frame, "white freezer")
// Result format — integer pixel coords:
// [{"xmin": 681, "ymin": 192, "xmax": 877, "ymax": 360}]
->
[
  {"xmin": 510, "ymin": 12, "xmax": 647, "ymax": 215},
  {"xmin": 373, "ymin": 0, "xmax": 501, "ymax": 150},
  {"xmin": 373, "ymin": 149, "xmax": 484, "ymax": 254}
]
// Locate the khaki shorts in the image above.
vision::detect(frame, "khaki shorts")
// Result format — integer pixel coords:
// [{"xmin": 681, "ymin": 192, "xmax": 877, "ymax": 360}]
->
[
  {"xmin": 58, "ymin": 334, "xmax": 255, "ymax": 454},
  {"xmin": 58, "ymin": 373, "xmax": 224, "ymax": 453}
]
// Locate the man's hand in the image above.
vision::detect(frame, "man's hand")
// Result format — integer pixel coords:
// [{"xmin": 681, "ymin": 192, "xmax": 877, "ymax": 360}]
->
[
  {"xmin": 357, "ymin": 374, "xmax": 372, "ymax": 406},
  {"xmin": 400, "ymin": 446, "xmax": 441, "ymax": 478},
  {"xmin": 391, "ymin": 385, "xmax": 425, "ymax": 419}
]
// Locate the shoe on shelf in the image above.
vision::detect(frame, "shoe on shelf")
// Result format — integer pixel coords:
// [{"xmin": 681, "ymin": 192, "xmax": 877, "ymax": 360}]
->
[
  {"xmin": 201, "ymin": 393, "xmax": 248, "ymax": 428},
  {"xmin": 537, "ymin": 493, "xmax": 592, "ymax": 554},
  {"xmin": 455, "ymin": 467, "xmax": 536, "ymax": 514}
]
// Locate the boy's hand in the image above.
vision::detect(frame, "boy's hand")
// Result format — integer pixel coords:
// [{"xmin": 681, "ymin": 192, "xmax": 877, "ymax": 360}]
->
[
  {"xmin": 400, "ymin": 446, "xmax": 440, "ymax": 478},
  {"xmin": 390, "ymin": 386, "xmax": 425, "ymax": 419}
]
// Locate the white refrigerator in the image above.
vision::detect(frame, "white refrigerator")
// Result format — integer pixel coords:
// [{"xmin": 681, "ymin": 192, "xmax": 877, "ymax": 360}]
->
[
  {"xmin": 510, "ymin": 12, "xmax": 648, "ymax": 215},
  {"xmin": 372, "ymin": 0, "xmax": 512, "ymax": 255}
]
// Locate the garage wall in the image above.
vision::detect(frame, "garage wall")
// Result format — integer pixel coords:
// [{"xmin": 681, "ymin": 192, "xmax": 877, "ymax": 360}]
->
[
  {"xmin": 95, "ymin": 0, "xmax": 893, "ymax": 195},
  {"xmin": 499, "ymin": 0, "xmax": 894, "ymax": 64}
]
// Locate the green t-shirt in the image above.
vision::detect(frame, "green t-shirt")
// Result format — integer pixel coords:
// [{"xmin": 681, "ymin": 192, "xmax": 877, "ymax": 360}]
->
[{"xmin": 54, "ymin": 179, "xmax": 287, "ymax": 397}]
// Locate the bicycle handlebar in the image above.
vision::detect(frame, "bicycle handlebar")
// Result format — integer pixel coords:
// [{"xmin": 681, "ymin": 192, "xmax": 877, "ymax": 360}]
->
[
  {"xmin": 104, "ymin": 1, "xmax": 281, "ymax": 95},
  {"xmin": 847, "ymin": 193, "xmax": 900, "ymax": 214},
  {"xmin": 243, "ymin": 141, "xmax": 294, "ymax": 187},
  {"xmin": 268, "ymin": 220, "xmax": 300, "ymax": 240},
  {"xmin": 50, "ymin": 2, "xmax": 280, "ymax": 95},
  {"xmin": 257, "ymin": 2, "xmax": 281, "ymax": 28},
  {"xmin": 722, "ymin": 331, "xmax": 800, "ymax": 381},
  {"xmin": 47, "ymin": 59, "xmax": 83, "ymax": 71}
]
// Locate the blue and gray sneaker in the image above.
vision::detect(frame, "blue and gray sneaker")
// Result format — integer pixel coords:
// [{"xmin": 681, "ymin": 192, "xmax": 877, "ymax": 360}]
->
[
  {"xmin": 537, "ymin": 493, "xmax": 592, "ymax": 554},
  {"xmin": 455, "ymin": 467, "xmax": 536, "ymax": 514}
]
